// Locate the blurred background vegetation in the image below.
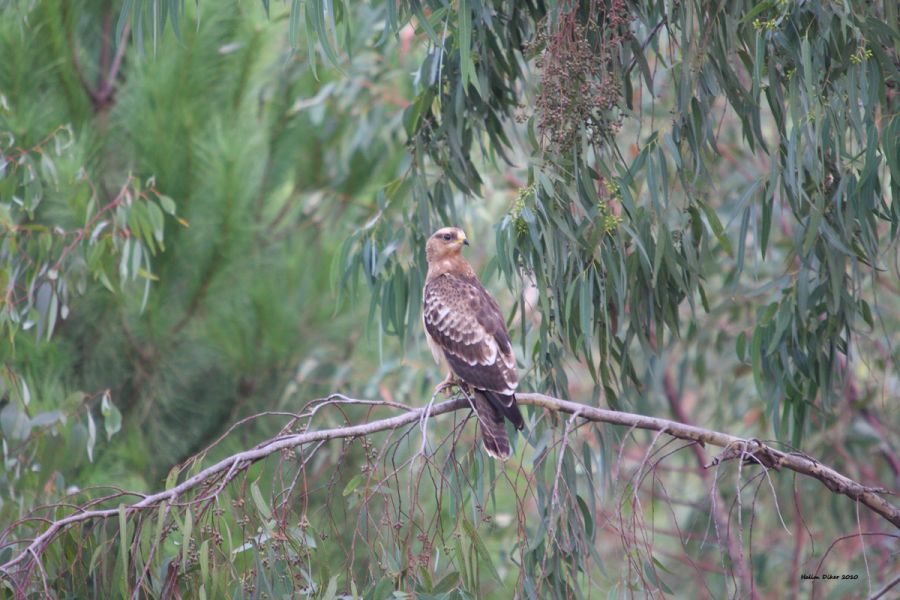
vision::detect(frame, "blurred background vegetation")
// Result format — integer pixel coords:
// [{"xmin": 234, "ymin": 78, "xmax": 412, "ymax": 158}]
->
[{"xmin": 0, "ymin": 0, "xmax": 897, "ymax": 598}]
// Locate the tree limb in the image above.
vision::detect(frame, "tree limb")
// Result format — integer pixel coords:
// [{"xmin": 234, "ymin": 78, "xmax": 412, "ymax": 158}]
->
[
  {"xmin": 518, "ymin": 393, "xmax": 899, "ymax": 528},
  {"xmin": 1, "ymin": 391, "xmax": 897, "ymax": 584}
]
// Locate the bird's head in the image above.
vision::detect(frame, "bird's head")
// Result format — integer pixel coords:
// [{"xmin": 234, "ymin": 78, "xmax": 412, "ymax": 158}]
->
[{"xmin": 425, "ymin": 227, "xmax": 469, "ymax": 263}]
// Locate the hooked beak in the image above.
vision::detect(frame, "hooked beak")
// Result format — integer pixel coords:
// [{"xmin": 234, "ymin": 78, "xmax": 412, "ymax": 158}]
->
[{"xmin": 463, "ymin": 238, "xmax": 470, "ymax": 246}]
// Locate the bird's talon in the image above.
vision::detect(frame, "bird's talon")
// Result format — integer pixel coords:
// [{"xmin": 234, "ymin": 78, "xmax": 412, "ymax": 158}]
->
[{"xmin": 434, "ymin": 380, "xmax": 458, "ymax": 397}]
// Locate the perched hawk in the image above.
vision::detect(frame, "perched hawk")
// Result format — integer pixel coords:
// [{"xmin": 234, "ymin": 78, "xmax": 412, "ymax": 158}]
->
[{"xmin": 422, "ymin": 226, "xmax": 525, "ymax": 459}]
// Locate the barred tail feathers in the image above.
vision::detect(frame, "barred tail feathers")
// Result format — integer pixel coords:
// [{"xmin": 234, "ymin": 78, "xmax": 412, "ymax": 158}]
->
[
  {"xmin": 480, "ymin": 389, "xmax": 524, "ymax": 430},
  {"xmin": 473, "ymin": 390, "xmax": 512, "ymax": 460}
]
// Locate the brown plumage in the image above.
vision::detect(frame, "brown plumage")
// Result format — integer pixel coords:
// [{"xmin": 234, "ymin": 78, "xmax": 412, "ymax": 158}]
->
[{"xmin": 422, "ymin": 226, "xmax": 524, "ymax": 459}]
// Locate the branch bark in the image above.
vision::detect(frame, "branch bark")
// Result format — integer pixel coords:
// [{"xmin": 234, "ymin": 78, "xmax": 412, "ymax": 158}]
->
[{"xmin": 0, "ymin": 391, "xmax": 897, "ymax": 584}]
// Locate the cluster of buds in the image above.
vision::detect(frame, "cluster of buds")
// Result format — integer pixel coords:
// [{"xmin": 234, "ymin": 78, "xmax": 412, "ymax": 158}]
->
[
  {"xmin": 598, "ymin": 177, "xmax": 623, "ymax": 234},
  {"xmin": 510, "ymin": 184, "xmax": 535, "ymax": 236},
  {"xmin": 201, "ymin": 524, "xmax": 225, "ymax": 548},
  {"xmin": 529, "ymin": 0, "xmax": 631, "ymax": 153},
  {"xmin": 414, "ymin": 535, "xmax": 433, "ymax": 567},
  {"xmin": 602, "ymin": 212, "xmax": 622, "ymax": 233},
  {"xmin": 752, "ymin": 17, "xmax": 779, "ymax": 31},
  {"xmin": 751, "ymin": 0, "xmax": 792, "ymax": 33},
  {"xmin": 850, "ymin": 44, "xmax": 873, "ymax": 64}
]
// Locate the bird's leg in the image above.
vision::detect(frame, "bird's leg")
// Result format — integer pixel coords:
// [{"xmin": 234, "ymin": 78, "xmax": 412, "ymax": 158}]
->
[{"xmin": 434, "ymin": 372, "xmax": 461, "ymax": 397}]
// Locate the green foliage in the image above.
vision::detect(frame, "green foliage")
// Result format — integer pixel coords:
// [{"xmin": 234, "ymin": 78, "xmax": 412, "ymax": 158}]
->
[
  {"xmin": 1, "ymin": 0, "xmax": 408, "ymax": 544},
  {"xmin": 0, "ymin": 117, "xmax": 170, "ymax": 508},
  {"xmin": 343, "ymin": 0, "xmax": 900, "ymax": 436}
]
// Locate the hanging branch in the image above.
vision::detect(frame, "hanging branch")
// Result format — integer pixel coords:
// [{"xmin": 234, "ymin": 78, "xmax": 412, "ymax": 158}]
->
[{"xmin": 0, "ymin": 391, "xmax": 897, "ymax": 586}]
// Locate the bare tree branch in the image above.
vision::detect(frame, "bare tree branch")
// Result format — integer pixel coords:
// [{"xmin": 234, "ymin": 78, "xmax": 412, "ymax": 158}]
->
[
  {"xmin": 516, "ymin": 393, "xmax": 899, "ymax": 528},
  {"xmin": 1, "ymin": 391, "xmax": 897, "ymax": 586}
]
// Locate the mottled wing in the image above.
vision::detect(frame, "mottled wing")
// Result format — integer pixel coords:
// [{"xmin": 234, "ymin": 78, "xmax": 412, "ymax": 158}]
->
[{"xmin": 422, "ymin": 274, "xmax": 518, "ymax": 395}]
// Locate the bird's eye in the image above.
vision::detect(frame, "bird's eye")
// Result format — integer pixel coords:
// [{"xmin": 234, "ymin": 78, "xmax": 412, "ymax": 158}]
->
[{"xmin": 442, "ymin": 233, "xmax": 453, "ymax": 241}]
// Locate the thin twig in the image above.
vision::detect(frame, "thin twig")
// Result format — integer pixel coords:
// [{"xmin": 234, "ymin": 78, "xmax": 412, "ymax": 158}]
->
[
  {"xmin": 663, "ymin": 372, "xmax": 755, "ymax": 599},
  {"xmin": 869, "ymin": 573, "xmax": 900, "ymax": 600},
  {"xmin": 625, "ymin": 17, "xmax": 668, "ymax": 77}
]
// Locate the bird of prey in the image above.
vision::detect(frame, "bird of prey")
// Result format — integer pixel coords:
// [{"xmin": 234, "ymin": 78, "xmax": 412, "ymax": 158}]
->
[{"xmin": 422, "ymin": 226, "xmax": 525, "ymax": 459}]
